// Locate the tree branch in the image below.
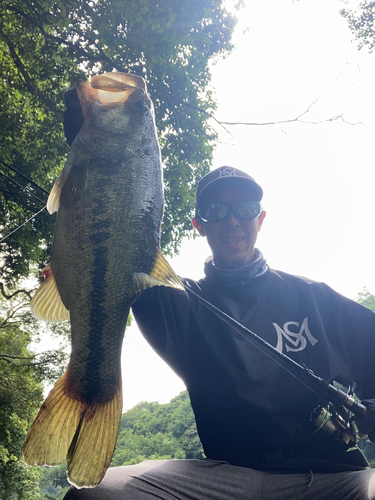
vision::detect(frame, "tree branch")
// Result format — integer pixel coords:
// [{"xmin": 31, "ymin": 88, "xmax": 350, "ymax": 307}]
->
[
  {"xmin": 217, "ymin": 100, "xmax": 362, "ymax": 127},
  {"xmin": 166, "ymin": 93, "xmax": 361, "ymax": 129},
  {"xmin": 165, "ymin": 91, "xmax": 218, "ymax": 140},
  {"xmin": 0, "ymin": 27, "xmax": 63, "ymax": 121},
  {"xmin": 0, "ymin": 282, "xmax": 32, "ymax": 301}
]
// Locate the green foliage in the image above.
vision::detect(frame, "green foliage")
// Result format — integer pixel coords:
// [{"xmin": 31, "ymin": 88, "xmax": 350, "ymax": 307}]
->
[
  {"xmin": 112, "ymin": 391, "xmax": 204, "ymax": 466},
  {"xmin": 0, "ymin": 293, "xmax": 43, "ymax": 499},
  {"xmin": 0, "ymin": 0, "xmax": 236, "ymax": 285},
  {"xmin": 358, "ymin": 434, "xmax": 375, "ymax": 468},
  {"xmin": 356, "ymin": 287, "xmax": 375, "ymax": 313},
  {"xmin": 0, "ymin": 288, "xmax": 69, "ymax": 499},
  {"xmin": 39, "ymin": 464, "xmax": 69, "ymax": 500},
  {"xmin": 341, "ymin": 2, "xmax": 375, "ymax": 53},
  {"xmin": 0, "ymin": 460, "xmax": 43, "ymax": 500}
]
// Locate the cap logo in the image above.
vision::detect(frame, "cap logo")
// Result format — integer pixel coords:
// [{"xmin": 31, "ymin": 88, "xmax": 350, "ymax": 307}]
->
[{"xmin": 218, "ymin": 167, "xmax": 237, "ymax": 178}]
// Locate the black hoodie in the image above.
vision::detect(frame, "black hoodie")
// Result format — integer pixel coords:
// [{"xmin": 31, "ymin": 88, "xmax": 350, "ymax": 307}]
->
[{"xmin": 132, "ymin": 252, "xmax": 375, "ymax": 471}]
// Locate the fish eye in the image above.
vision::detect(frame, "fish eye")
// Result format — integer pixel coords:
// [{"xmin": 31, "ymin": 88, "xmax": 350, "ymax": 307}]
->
[{"xmin": 134, "ymin": 100, "xmax": 149, "ymax": 111}]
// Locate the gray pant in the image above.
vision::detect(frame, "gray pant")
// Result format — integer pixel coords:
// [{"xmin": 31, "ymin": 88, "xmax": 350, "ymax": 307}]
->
[{"xmin": 64, "ymin": 459, "xmax": 375, "ymax": 500}]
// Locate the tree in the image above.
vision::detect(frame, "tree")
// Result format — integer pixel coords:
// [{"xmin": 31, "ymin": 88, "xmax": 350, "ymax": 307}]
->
[
  {"xmin": 341, "ymin": 2, "xmax": 375, "ymax": 52},
  {"xmin": 0, "ymin": 288, "xmax": 69, "ymax": 499},
  {"xmin": 356, "ymin": 287, "xmax": 375, "ymax": 312},
  {"xmin": 39, "ymin": 464, "xmax": 70, "ymax": 500},
  {"xmin": 0, "ymin": 0, "xmax": 236, "ymax": 285},
  {"xmin": 112, "ymin": 391, "xmax": 204, "ymax": 466}
]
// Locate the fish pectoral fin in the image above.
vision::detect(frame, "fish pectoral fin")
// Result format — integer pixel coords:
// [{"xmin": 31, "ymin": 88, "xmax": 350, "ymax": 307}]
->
[
  {"xmin": 30, "ymin": 263, "xmax": 69, "ymax": 322},
  {"xmin": 47, "ymin": 155, "xmax": 88, "ymax": 213},
  {"xmin": 66, "ymin": 386, "xmax": 123, "ymax": 488},
  {"xmin": 131, "ymin": 249, "xmax": 184, "ymax": 297},
  {"xmin": 47, "ymin": 170, "xmax": 65, "ymax": 214},
  {"xmin": 150, "ymin": 249, "xmax": 184, "ymax": 288},
  {"xmin": 131, "ymin": 272, "xmax": 169, "ymax": 297},
  {"xmin": 23, "ymin": 372, "xmax": 83, "ymax": 467},
  {"xmin": 60, "ymin": 159, "xmax": 89, "ymax": 209}
]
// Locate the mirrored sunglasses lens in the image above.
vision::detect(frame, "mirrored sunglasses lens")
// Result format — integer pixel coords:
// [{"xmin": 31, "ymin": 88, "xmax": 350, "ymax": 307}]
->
[
  {"xmin": 232, "ymin": 201, "xmax": 260, "ymax": 219},
  {"xmin": 199, "ymin": 203, "xmax": 228, "ymax": 222}
]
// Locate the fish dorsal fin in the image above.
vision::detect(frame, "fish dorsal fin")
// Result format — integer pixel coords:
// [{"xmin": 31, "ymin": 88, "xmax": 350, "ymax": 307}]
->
[
  {"xmin": 131, "ymin": 249, "xmax": 184, "ymax": 298},
  {"xmin": 30, "ymin": 264, "xmax": 69, "ymax": 322}
]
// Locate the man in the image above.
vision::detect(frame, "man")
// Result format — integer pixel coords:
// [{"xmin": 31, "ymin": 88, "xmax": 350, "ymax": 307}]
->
[{"xmin": 65, "ymin": 167, "xmax": 375, "ymax": 499}]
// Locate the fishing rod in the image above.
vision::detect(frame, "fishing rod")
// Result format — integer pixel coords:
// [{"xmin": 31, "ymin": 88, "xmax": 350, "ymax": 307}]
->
[{"xmin": 184, "ymin": 284, "xmax": 367, "ymax": 447}]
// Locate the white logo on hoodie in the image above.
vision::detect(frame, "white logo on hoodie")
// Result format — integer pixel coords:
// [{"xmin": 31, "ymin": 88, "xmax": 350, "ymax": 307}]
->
[{"xmin": 273, "ymin": 317, "xmax": 318, "ymax": 353}]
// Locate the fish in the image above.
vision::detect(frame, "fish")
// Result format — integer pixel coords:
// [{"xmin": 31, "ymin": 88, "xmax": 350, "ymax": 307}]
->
[{"xmin": 22, "ymin": 72, "xmax": 182, "ymax": 488}]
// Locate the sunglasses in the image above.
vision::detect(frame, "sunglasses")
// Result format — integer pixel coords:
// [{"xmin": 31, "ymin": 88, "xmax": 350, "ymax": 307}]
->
[{"xmin": 198, "ymin": 201, "xmax": 262, "ymax": 223}]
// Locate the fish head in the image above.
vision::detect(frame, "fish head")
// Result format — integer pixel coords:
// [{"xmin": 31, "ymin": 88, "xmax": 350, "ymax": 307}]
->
[{"xmin": 76, "ymin": 72, "xmax": 154, "ymax": 138}]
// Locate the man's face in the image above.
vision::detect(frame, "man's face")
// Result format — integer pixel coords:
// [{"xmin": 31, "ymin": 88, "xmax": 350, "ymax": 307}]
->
[{"xmin": 194, "ymin": 185, "xmax": 266, "ymax": 269}]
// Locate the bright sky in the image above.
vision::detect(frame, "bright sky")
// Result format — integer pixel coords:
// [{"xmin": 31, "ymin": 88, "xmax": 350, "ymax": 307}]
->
[{"xmin": 121, "ymin": 0, "xmax": 375, "ymax": 410}]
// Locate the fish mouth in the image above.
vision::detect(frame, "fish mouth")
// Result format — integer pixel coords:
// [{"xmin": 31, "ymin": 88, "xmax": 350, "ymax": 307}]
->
[
  {"xmin": 90, "ymin": 72, "xmax": 146, "ymax": 92},
  {"xmin": 76, "ymin": 72, "xmax": 147, "ymax": 116}
]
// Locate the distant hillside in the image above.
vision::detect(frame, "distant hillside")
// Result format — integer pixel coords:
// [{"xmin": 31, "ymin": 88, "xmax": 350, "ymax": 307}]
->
[{"xmin": 112, "ymin": 390, "xmax": 204, "ymax": 466}]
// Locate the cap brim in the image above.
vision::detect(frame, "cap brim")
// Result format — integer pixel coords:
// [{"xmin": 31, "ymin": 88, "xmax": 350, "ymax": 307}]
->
[{"xmin": 197, "ymin": 176, "xmax": 263, "ymax": 206}]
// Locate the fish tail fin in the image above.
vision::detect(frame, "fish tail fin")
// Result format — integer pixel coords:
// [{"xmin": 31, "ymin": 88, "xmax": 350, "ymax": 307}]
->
[
  {"xmin": 23, "ymin": 372, "xmax": 83, "ymax": 467},
  {"xmin": 23, "ymin": 373, "xmax": 122, "ymax": 489},
  {"xmin": 66, "ymin": 386, "xmax": 122, "ymax": 488}
]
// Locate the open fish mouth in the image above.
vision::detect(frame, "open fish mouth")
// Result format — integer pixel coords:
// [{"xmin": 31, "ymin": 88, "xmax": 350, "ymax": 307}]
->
[
  {"xmin": 91, "ymin": 72, "xmax": 146, "ymax": 92},
  {"xmin": 77, "ymin": 72, "xmax": 147, "ymax": 113}
]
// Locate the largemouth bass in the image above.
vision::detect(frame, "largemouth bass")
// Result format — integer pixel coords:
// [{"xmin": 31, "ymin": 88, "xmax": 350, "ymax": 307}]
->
[{"xmin": 23, "ymin": 72, "xmax": 182, "ymax": 488}]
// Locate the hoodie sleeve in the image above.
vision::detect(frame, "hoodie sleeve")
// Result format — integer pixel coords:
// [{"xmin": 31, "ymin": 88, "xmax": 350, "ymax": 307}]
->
[{"xmin": 131, "ymin": 282, "xmax": 192, "ymax": 381}]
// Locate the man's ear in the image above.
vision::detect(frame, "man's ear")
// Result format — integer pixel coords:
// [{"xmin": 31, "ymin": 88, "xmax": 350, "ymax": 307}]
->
[
  {"xmin": 258, "ymin": 211, "xmax": 266, "ymax": 230},
  {"xmin": 192, "ymin": 218, "xmax": 206, "ymax": 236}
]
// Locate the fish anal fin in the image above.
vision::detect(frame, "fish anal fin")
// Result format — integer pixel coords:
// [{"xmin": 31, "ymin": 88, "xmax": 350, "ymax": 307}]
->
[
  {"xmin": 66, "ymin": 385, "xmax": 123, "ymax": 488},
  {"xmin": 59, "ymin": 160, "xmax": 89, "ymax": 209},
  {"xmin": 30, "ymin": 264, "xmax": 69, "ymax": 322},
  {"xmin": 23, "ymin": 372, "xmax": 84, "ymax": 467}
]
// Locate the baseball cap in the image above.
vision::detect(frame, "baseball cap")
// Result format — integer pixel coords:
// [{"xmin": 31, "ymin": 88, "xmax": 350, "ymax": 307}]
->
[{"xmin": 195, "ymin": 167, "xmax": 263, "ymax": 213}]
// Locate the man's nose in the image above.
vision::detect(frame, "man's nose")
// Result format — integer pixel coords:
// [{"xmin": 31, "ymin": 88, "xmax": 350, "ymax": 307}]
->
[{"xmin": 224, "ymin": 211, "xmax": 240, "ymax": 226}]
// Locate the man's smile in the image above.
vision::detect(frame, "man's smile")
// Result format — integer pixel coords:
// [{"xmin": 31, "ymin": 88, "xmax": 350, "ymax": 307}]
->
[{"xmin": 223, "ymin": 236, "xmax": 244, "ymax": 244}]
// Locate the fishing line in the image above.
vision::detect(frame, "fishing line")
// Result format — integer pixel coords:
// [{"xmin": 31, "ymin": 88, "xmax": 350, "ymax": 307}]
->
[
  {"xmin": 0, "ymin": 160, "xmax": 51, "ymax": 243},
  {"xmin": 0, "ymin": 206, "xmax": 47, "ymax": 244},
  {"xmin": 184, "ymin": 284, "xmax": 331, "ymax": 407},
  {"xmin": 0, "ymin": 159, "xmax": 50, "ymax": 197},
  {"xmin": 0, "ymin": 169, "xmax": 47, "ymax": 206}
]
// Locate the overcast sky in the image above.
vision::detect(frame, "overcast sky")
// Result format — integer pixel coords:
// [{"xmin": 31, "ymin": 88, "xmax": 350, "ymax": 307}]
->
[{"xmin": 121, "ymin": 0, "xmax": 375, "ymax": 411}]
